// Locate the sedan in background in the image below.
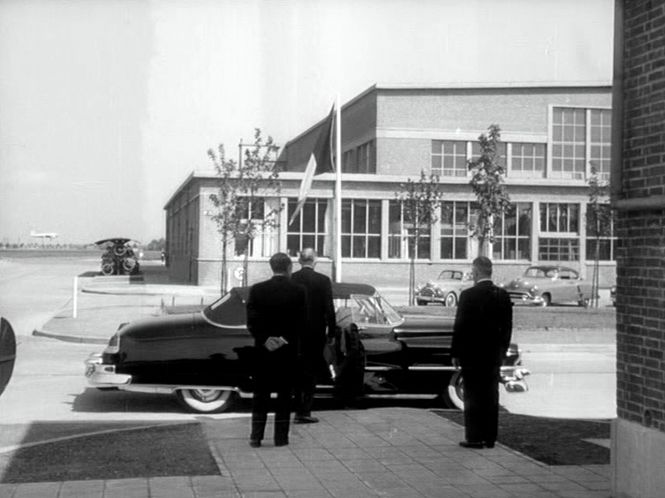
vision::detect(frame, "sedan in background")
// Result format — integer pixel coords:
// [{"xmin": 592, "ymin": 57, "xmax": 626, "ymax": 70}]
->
[
  {"xmin": 501, "ymin": 265, "xmax": 593, "ymax": 307},
  {"xmin": 415, "ymin": 269, "xmax": 473, "ymax": 307}
]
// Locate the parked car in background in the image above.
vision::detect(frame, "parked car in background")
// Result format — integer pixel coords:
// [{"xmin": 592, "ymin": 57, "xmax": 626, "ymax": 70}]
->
[
  {"xmin": 415, "ymin": 269, "xmax": 473, "ymax": 307},
  {"xmin": 85, "ymin": 283, "xmax": 529, "ymax": 413},
  {"xmin": 501, "ymin": 265, "xmax": 593, "ymax": 307}
]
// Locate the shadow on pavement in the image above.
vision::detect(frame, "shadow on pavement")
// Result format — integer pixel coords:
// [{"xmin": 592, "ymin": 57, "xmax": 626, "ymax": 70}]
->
[{"xmin": 0, "ymin": 421, "xmax": 218, "ymax": 483}]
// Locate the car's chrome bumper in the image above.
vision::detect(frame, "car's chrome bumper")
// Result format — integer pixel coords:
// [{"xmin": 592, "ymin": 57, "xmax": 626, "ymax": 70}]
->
[
  {"xmin": 84, "ymin": 353, "xmax": 132, "ymax": 388},
  {"xmin": 414, "ymin": 294, "xmax": 444, "ymax": 303},
  {"xmin": 507, "ymin": 292, "xmax": 544, "ymax": 306}
]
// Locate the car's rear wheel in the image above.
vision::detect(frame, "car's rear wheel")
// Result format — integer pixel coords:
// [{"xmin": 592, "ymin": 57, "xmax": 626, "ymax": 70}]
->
[
  {"xmin": 416, "ymin": 299, "xmax": 427, "ymax": 306},
  {"xmin": 442, "ymin": 371, "xmax": 464, "ymax": 410},
  {"xmin": 176, "ymin": 388, "xmax": 236, "ymax": 413},
  {"xmin": 578, "ymin": 297, "xmax": 590, "ymax": 308},
  {"xmin": 540, "ymin": 293, "xmax": 551, "ymax": 307},
  {"xmin": 444, "ymin": 293, "xmax": 458, "ymax": 307}
]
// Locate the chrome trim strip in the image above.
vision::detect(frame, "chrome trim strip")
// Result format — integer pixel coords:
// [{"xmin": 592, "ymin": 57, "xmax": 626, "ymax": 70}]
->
[{"xmin": 199, "ymin": 311, "xmax": 248, "ymax": 330}]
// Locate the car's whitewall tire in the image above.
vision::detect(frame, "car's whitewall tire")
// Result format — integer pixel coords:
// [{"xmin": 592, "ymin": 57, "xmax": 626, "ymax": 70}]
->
[
  {"xmin": 444, "ymin": 293, "xmax": 458, "ymax": 307},
  {"xmin": 443, "ymin": 371, "xmax": 465, "ymax": 410},
  {"xmin": 176, "ymin": 388, "xmax": 235, "ymax": 413}
]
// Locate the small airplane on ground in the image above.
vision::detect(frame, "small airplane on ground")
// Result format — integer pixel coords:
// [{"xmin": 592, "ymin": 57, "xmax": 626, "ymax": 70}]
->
[{"xmin": 30, "ymin": 230, "xmax": 58, "ymax": 240}]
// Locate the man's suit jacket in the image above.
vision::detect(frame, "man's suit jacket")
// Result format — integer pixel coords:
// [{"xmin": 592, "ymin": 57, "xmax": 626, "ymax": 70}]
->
[
  {"xmin": 451, "ymin": 280, "xmax": 513, "ymax": 367},
  {"xmin": 246, "ymin": 275, "xmax": 307, "ymax": 356},
  {"xmin": 291, "ymin": 267, "xmax": 336, "ymax": 346}
]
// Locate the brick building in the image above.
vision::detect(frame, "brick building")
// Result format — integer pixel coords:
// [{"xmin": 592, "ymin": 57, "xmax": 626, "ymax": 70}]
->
[
  {"xmin": 611, "ymin": 1, "xmax": 665, "ymax": 497},
  {"xmin": 165, "ymin": 83, "xmax": 615, "ymax": 294}
]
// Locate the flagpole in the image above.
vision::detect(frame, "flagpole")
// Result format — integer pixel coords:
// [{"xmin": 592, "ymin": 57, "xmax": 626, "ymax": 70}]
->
[{"xmin": 334, "ymin": 94, "xmax": 343, "ymax": 283}]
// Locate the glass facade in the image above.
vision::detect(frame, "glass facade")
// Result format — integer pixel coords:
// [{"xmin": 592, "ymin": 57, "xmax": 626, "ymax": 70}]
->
[
  {"xmin": 388, "ymin": 201, "xmax": 430, "ymax": 259},
  {"xmin": 431, "ymin": 140, "xmax": 467, "ymax": 177},
  {"xmin": 342, "ymin": 199, "xmax": 381, "ymax": 258},
  {"xmin": 586, "ymin": 203, "xmax": 616, "ymax": 261},
  {"xmin": 286, "ymin": 198, "xmax": 329, "ymax": 257},
  {"xmin": 493, "ymin": 203, "xmax": 532, "ymax": 260},
  {"xmin": 539, "ymin": 203, "xmax": 580, "ymax": 261}
]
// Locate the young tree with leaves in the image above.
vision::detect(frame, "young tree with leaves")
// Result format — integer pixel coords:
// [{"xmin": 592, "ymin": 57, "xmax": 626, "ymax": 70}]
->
[
  {"xmin": 208, "ymin": 129, "xmax": 281, "ymax": 294},
  {"xmin": 587, "ymin": 163, "xmax": 614, "ymax": 308},
  {"xmin": 395, "ymin": 170, "xmax": 443, "ymax": 306},
  {"xmin": 468, "ymin": 124, "xmax": 511, "ymax": 257}
]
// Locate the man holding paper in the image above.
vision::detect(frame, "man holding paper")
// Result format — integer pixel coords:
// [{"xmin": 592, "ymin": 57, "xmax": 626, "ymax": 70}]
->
[{"xmin": 246, "ymin": 252, "xmax": 307, "ymax": 448}]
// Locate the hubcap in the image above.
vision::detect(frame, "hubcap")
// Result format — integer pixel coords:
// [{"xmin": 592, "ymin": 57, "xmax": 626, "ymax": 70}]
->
[{"xmin": 191, "ymin": 389, "xmax": 224, "ymax": 402}]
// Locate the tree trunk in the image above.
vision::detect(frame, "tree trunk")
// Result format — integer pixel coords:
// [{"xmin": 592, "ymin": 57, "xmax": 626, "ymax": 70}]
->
[{"xmin": 220, "ymin": 232, "xmax": 228, "ymax": 295}]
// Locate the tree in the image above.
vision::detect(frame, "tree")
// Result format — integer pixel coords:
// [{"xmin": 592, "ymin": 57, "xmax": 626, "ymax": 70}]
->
[
  {"xmin": 587, "ymin": 163, "xmax": 614, "ymax": 308},
  {"xmin": 468, "ymin": 124, "xmax": 511, "ymax": 257},
  {"xmin": 395, "ymin": 170, "xmax": 443, "ymax": 306},
  {"xmin": 208, "ymin": 129, "xmax": 281, "ymax": 294}
]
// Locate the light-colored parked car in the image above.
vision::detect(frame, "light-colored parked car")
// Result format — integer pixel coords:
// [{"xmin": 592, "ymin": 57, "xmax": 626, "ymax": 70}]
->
[
  {"xmin": 415, "ymin": 269, "xmax": 473, "ymax": 307},
  {"xmin": 501, "ymin": 265, "xmax": 593, "ymax": 307}
]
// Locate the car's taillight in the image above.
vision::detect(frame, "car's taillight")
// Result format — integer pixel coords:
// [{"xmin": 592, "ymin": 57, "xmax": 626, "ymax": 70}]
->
[{"xmin": 104, "ymin": 334, "xmax": 120, "ymax": 354}]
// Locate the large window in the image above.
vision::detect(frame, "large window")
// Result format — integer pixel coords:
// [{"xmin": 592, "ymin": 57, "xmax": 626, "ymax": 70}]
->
[
  {"xmin": 551, "ymin": 107, "xmax": 587, "ymax": 179},
  {"xmin": 342, "ymin": 199, "xmax": 381, "ymax": 258},
  {"xmin": 471, "ymin": 142, "xmax": 506, "ymax": 166},
  {"xmin": 343, "ymin": 141, "xmax": 375, "ymax": 173},
  {"xmin": 510, "ymin": 143, "xmax": 545, "ymax": 178},
  {"xmin": 586, "ymin": 204, "xmax": 616, "ymax": 261},
  {"xmin": 431, "ymin": 140, "xmax": 467, "ymax": 177},
  {"xmin": 388, "ymin": 201, "xmax": 431, "ymax": 259},
  {"xmin": 287, "ymin": 198, "xmax": 329, "ymax": 257},
  {"xmin": 440, "ymin": 201, "xmax": 475, "ymax": 259},
  {"xmin": 539, "ymin": 203, "xmax": 580, "ymax": 261},
  {"xmin": 589, "ymin": 109, "xmax": 612, "ymax": 180},
  {"xmin": 493, "ymin": 203, "xmax": 532, "ymax": 260}
]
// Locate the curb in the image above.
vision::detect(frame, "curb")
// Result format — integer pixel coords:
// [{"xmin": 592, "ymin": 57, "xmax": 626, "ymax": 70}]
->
[{"xmin": 32, "ymin": 328, "xmax": 108, "ymax": 345}]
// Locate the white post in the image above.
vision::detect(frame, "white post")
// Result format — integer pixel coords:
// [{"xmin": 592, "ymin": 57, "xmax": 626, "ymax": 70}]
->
[
  {"xmin": 72, "ymin": 276, "xmax": 78, "ymax": 318},
  {"xmin": 334, "ymin": 93, "xmax": 343, "ymax": 283}
]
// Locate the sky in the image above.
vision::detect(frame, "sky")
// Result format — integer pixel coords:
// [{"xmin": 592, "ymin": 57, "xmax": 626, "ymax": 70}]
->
[{"xmin": 0, "ymin": 0, "xmax": 614, "ymax": 245}]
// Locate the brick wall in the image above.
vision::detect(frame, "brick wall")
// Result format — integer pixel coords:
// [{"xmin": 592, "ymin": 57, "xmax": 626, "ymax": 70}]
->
[{"xmin": 616, "ymin": 0, "xmax": 665, "ymax": 431}]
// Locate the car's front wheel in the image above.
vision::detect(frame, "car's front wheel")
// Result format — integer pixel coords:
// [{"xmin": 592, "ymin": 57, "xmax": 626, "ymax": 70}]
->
[
  {"xmin": 540, "ymin": 293, "xmax": 551, "ymax": 307},
  {"xmin": 442, "ymin": 371, "xmax": 464, "ymax": 410},
  {"xmin": 176, "ymin": 388, "xmax": 236, "ymax": 413},
  {"xmin": 444, "ymin": 293, "xmax": 458, "ymax": 307}
]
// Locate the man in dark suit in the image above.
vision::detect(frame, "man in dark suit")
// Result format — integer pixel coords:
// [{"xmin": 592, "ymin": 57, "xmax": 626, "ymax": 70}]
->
[
  {"xmin": 451, "ymin": 256, "xmax": 512, "ymax": 449},
  {"xmin": 246, "ymin": 252, "xmax": 307, "ymax": 447},
  {"xmin": 291, "ymin": 248, "xmax": 336, "ymax": 424}
]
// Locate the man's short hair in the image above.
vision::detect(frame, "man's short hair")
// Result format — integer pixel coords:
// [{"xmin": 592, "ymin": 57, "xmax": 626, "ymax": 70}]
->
[
  {"xmin": 298, "ymin": 248, "xmax": 317, "ymax": 265},
  {"xmin": 269, "ymin": 252, "xmax": 292, "ymax": 273},
  {"xmin": 472, "ymin": 256, "xmax": 493, "ymax": 277}
]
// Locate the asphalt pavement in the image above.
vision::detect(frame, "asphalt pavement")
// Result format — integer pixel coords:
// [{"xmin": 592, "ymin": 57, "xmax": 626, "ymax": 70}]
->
[{"xmin": 4, "ymin": 266, "xmax": 613, "ymax": 497}]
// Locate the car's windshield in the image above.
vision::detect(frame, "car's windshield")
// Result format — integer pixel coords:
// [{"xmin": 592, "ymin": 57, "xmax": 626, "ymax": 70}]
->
[
  {"xmin": 202, "ymin": 290, "xmax": 247, "ymax": 328},
  {"xmin": 438, "ymin": 270, "xmax": 462, "ymax": 280},
  {"xmin": 347, "ymin": 294, "xmax": 403, "ymax": 326},
  {"xmin": 523, "ymin": 267, "xmax": 558, "ymax": 278}
]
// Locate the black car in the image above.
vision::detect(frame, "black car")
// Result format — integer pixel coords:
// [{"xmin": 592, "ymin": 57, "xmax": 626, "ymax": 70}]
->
[{"xmin": 85, "ymin": 283, "xmax": 529, "ymax": 413}]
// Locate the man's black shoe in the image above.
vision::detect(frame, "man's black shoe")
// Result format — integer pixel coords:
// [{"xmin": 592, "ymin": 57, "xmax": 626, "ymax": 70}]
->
[
  {"xmin": 274, "ymin": 439, "xmax": 289, "ymax": 447},
  {"xmin": 249, "ymin": 439, "xmax": 261, "ymax": 448},
  {"xmin": 484, "ymin": 441, "xmax": 495, "ymax": 448},
  {"xmin": 294, "ymin": 415, "xmax": 319, "ymax": 424},
  {"xmin": 459, "ymin": 441, "xmax": 484, "ymax": 449}
]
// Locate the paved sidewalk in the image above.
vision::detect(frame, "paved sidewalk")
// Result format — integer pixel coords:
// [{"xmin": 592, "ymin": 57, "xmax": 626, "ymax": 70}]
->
[{"xmin": 0, "ymin": 408, "xmax": 610, "ymax": 497}]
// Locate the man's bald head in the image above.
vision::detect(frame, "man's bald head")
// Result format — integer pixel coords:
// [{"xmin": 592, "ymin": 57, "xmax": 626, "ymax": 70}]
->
[{"xmin": 298, "ymin": 248, "xmax": 317, "ymax": 267}]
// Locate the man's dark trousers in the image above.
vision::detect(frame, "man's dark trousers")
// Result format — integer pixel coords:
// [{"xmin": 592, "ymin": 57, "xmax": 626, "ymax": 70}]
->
[
  {"xmin": 250, "ymin": 349, "xmax": 293, "ymax": 443},
  {"xmin": 461, "ymin": 365, "xmax": 500, "ymax": 444}
]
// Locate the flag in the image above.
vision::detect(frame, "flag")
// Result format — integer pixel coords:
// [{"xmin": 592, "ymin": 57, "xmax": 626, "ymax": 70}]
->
[{"xmin": 289, "ymin": 105, "xmax": 335, "ymax": 226}]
